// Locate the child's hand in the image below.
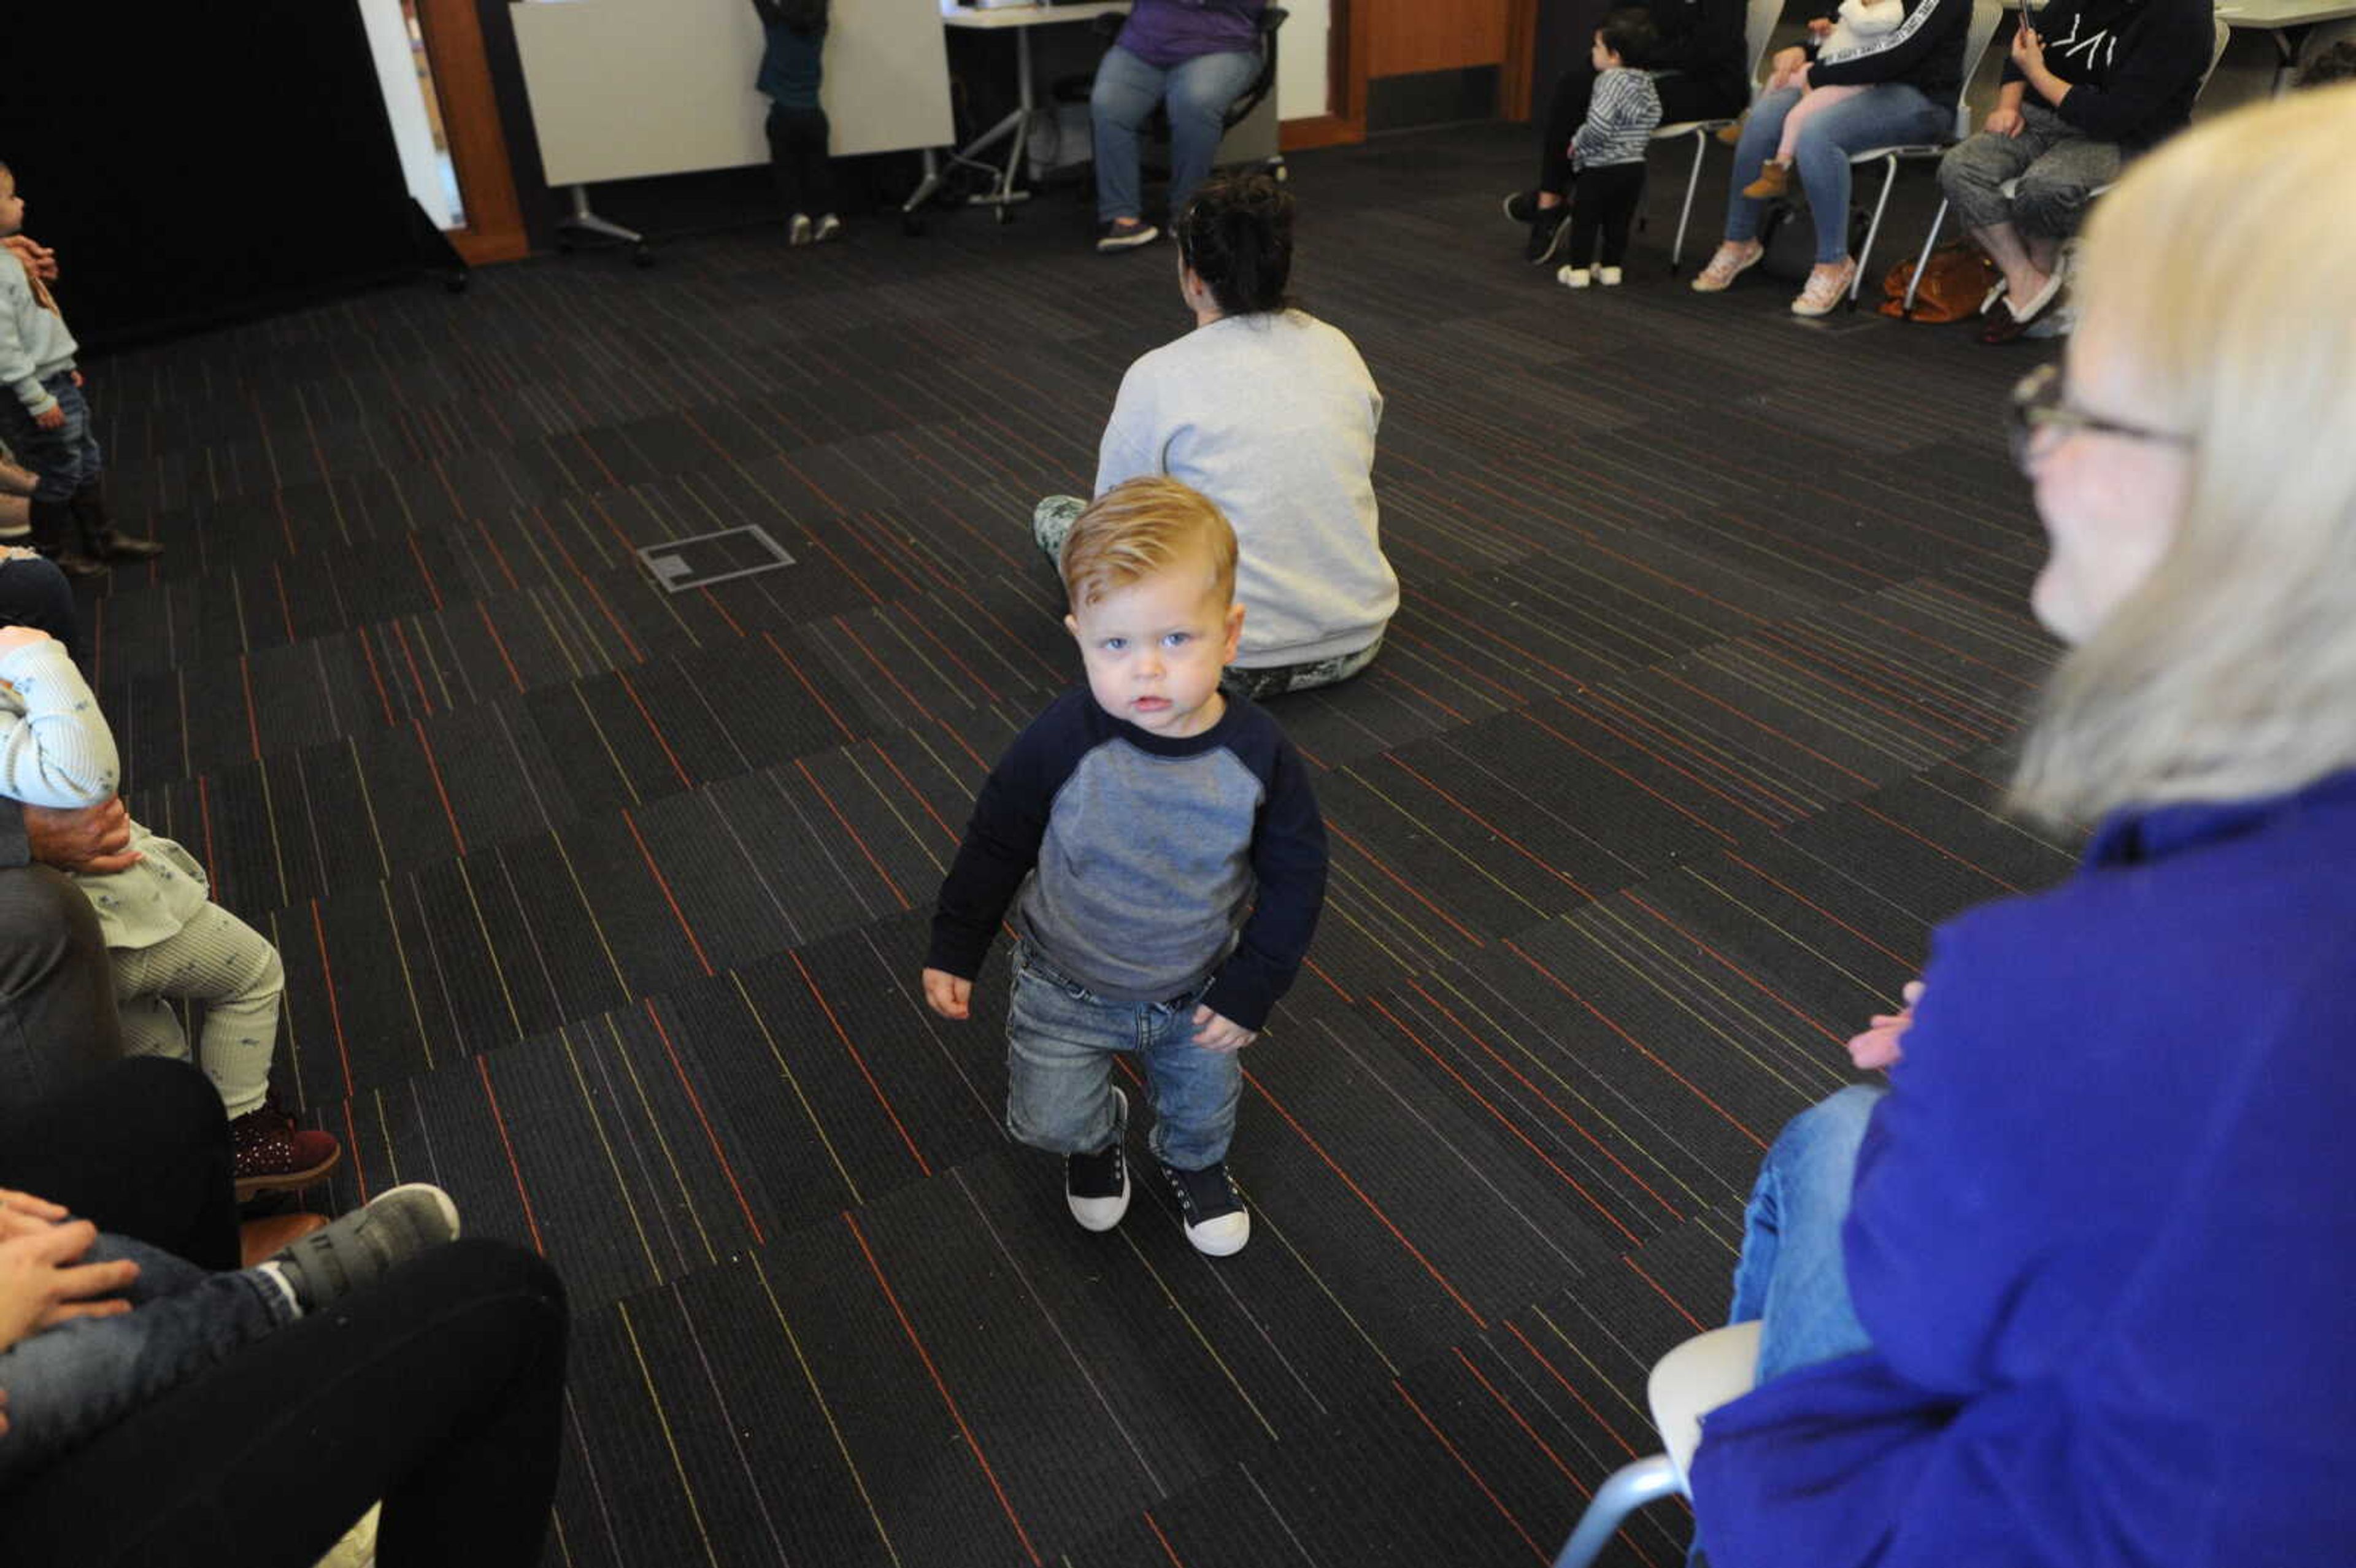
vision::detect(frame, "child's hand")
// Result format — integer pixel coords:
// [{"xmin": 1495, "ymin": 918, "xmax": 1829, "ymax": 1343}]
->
[
  {"xmin": 70, "ymin": 371, "xmax": 82, "ymax": 388},
  {"xmin": 1845, "ymin": 980, "xmax": 1924, "ymax": 1071},
  {"xmin": 922, "ymin": 967, "xmax": 972, "ymax": 1021},
  {"xmin": 1191, "ymin": 1005, "xmax": 1257, "ymax": 1053},
  {"xmin": 32, "ymin": 404, "xmax": 64, "ymax": 432},
  {"xmin": 0, "ymin": 626, "xmax": 50, "ymax": 653}
]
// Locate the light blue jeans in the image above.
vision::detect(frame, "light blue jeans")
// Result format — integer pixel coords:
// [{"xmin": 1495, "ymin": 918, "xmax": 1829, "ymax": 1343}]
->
[
  {"xmin": 1724, "ymin": 84, "xmax": 1948, "ymax": 264},
  {"xmin": 0, "ymin": 1233, "xmax": 293, "ymax": 1482},
  {"xmin": 1727, "ymin": 1085, "xmax": 1882, "ymax": 1384},
  {"xmin": 1004, "ymin": 942, "xmax": 1239, "ymax": 1170},
  {"xmin": 1090, "ymin": 45, "xmax": 1261, "ymax": 226}
]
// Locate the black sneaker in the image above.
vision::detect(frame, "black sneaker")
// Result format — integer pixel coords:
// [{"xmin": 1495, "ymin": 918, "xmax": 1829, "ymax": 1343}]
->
[
  {"xmin": 1523, "ymin": 206, "xmax": 1572, "ymax": 266},
  {"xmin": 1095, "ymin": 220, "xmax": 1159, "ymax": 254},
  {"xmin": 1157, "ymin": 1157, "xmax": 1250, "ymax": 1256},
  {"xmin": 1503, "ymin": 189, "xmax": 1538, "ymax": 225},
  {"xmin": 1065, "ymin": 1088, "xmax": 1130, "ymax": 1232}
]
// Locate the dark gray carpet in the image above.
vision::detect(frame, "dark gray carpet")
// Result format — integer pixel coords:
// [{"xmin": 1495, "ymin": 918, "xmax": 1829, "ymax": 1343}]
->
[{"xmin": 85, "ymin": 121, "xmax": 2067, "ymax": 1567}]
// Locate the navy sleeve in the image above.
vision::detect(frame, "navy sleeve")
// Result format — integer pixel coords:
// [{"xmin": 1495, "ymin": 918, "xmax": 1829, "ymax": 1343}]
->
[
  {"xmin": 1809, "ymin": 0, "xmax": 1962, "ymax": 86},
  {"xmin": 925, "ymin": 699, "xmax": 1087, "ymax": 981},
  {"xmin": 1201, "ymin": 731, "xmax": 1328, "ymax": 1031}
]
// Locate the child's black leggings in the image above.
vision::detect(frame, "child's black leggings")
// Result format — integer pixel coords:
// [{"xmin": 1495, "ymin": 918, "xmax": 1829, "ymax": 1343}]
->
[
  {"xmin": 766, "ymin": 104, "xmax": 837, "ymax": 218},
  {"xmin": 1566, "ymin": 163, "xmax": 1647, "ymax": 269}
]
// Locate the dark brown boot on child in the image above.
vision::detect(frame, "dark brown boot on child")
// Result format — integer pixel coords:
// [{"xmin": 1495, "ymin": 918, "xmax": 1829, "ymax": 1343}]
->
[
  {"xmin": 27, "ymin": 497, "xmax": 107, "ymax": 577},
  {"xmin": 69, "ymin": 480, "xmax": 165, "ymax": 561}
]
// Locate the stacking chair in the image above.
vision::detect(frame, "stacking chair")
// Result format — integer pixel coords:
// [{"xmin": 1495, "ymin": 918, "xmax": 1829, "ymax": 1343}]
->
[
  {"xmin": 1657, "ymin": 0, "xmax": 1790, "ymax": 271},
  {"xmin": 1898, "ymin": 13, "xmax": 2232, "ymax": 313},
  {"xmin": 1550, "ymin": 1322, "xmax": 1763, "ymax": 1568},
  {"xmin": 1841, "ymin": 0, "xmax": 2008, "ymax": 304}
]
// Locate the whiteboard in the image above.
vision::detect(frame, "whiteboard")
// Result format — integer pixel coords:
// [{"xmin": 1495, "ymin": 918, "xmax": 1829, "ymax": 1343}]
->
[{"xmin": 512, "ymin": 0, "xmax": 953, "ymax": 186}]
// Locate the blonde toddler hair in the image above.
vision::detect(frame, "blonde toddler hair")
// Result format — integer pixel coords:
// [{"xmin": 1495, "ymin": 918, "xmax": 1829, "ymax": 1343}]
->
[{"xmin": 1060, "ymin": 477, "xmax": 1239, "ymax": 610}]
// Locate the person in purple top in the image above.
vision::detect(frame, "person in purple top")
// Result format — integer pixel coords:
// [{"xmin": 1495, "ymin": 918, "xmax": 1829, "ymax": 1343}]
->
[
  {"xmin": 1089, "ymin": 0, "xmax": 1265, "ymax": 253},
  {"xmin": 1685, "ymin": 89, "xmax": 2356, "ymax": 1568}
]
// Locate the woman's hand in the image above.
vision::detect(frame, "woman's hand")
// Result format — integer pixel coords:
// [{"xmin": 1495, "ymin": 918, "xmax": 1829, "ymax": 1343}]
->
[
  {"xmin": 1985, "ymin": 104, "xmax": 2026, "ymax": 137},
  {"xmin": 2010, "ymin": 25, "xmax": 2047, "ymax": 77},
  {"xmin": 0, "ymin": 1216, "xmax": 138, "ymax": 1357},
  {"xmin": 1806, "ymin": 17, "xmax": 1837, "ymax": 37},
  {"xmin": 1773, "ymin": 44, "xmax": 1811, "ymax": 75},
  {"xmin": 2, "ymin": 235, "xmax": 58, "ymax": 282}
]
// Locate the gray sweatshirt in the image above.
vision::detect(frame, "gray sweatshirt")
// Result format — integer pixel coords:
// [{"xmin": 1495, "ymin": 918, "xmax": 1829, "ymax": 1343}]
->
[
  {"xmin": 1095, "ymin": 310, "xmax": 1397, "ymax": 671},
  {"xmin": 0, "ymin": 258, "xmax": 78, "ymax": 417}
]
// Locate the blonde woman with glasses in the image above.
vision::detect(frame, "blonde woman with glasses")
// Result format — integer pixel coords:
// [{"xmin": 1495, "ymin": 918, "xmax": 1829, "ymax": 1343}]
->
[{"xmin": 1677, "ymin": 85, "xmax": 2356, "ymax": 1568}]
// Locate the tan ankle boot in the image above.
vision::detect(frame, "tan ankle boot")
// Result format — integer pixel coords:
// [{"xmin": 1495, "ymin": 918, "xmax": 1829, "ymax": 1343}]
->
[{"xmin": 1742, "ymin": 161, "xmax": 1793, "ymax": 200}]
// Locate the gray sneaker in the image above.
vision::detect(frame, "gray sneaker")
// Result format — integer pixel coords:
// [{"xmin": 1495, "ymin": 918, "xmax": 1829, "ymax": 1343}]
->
[{"xmin": 269, "ymin": 1184, "xmax": 460, "ymax": 1311}]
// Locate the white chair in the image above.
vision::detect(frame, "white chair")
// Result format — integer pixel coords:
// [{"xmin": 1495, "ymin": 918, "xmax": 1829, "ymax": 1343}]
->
[
  {"xmin": 1899, "ymin": 13, "xmax": 2232, "ymax": 313},
  {"xmin": 1656, "ymin": 0, "xmax": 1789, "ymax": 271},
  {"xmin": 1550, "ymin": 1321, "xmax": 1763, "ymax": 1568},
  {"xmin": 1838, "ymin": 0, "xmax": 2008, "ymax": 304}
]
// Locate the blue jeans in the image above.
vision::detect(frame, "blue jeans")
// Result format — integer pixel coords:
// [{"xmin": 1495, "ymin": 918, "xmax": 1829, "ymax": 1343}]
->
[
  {"xmin": 0, "ymin": 1233, "xmax": 293, "ymax": 1483},
  {"xmin": 1725, "ymin": 85, "xmax": 1947, "ymax": 264},
  {"xmin": 1727, "ymin": 1085, "xmax": 1882, "ymax": 1385},
  {"xmin": 1005, "ymin": 942, "xmax": 1240, "ymax": 1170},
  {"xmin": 1090, "ymin": 46, "xmax": 1261, "ymax": 226},
  {"xmin": 0, "ymin": 373, "xmax": 102, "ymax": 504}
]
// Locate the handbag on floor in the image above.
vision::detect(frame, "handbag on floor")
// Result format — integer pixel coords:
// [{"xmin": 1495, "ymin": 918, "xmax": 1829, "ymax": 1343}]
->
[{"xmin": 1877, "ymin": 241, "xmax": 2000, "ymax": 322}]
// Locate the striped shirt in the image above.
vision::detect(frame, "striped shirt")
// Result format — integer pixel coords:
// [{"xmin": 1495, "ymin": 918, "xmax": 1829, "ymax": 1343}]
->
[{"xmin": 1571, "ymin": 68, "xmax": 1663, "ymax": 169}]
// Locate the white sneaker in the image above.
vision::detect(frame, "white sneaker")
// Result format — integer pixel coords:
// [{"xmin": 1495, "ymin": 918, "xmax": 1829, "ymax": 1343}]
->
[
  {"xmin": 813, "ymin": 213, "xmax": 842, "ymax": 244},
  {"xmin": 788, "ymin": 213, "xmax": 813, "ymax": 247},
  {"xmin": 1790, "ymin": 258, "xmax": 1856, "ymax": 318},
  {"xmin": 1597, "ymin": 266, "xmax": 1623, "ymax": 287},
  {"xmin": 1558, "ymin": 266, "xmax": 1592, "ymax": 290},
  {"xmin": 1064, "ymin": 1088, "xmax": 1130, "ymax": 1232}
]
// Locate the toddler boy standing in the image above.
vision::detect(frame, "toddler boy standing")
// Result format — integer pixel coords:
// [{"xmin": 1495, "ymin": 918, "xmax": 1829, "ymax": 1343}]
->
[{"xmin": 923, "ymin": 477, "xmax": 1328, "ymax": 1256}]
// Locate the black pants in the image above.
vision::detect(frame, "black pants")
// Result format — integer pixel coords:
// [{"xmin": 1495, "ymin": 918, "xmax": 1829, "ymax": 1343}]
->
[
  {"xmin": 1536, "ymin": 67, "xmax": 1750, "ymax": 193},
  {"xmin": 0, "ymin": 1239, "xmax": 568, "ymax": 1567},
  {"xmin": 0, "ymin": 555, "xmax": 82, "ymax": 659},
  {"xmin": 766, "ymin": 103, "xmax": 837, "ymax": 218},
  {"xmin": 1566, "ymin": 163, "xmax": 1649, "ymax": 268},
  {"xmin": 0, "ymin": 861, "xmax": 122, "ymax": 1112},
  {"xmin": 0, "ymin": 1057, "xmax": 239, "ymax": 1271}
]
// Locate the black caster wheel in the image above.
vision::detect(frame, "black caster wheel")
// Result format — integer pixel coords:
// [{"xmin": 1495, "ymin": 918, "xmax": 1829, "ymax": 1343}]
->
[{"xmin": 633, "ymin": 245, "xmax": 656, "ymax": 268}]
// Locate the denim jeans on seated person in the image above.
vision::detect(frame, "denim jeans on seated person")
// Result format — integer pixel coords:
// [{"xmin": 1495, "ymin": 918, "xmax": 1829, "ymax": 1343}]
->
[
  {"xmin": 1727, "ymin": 1084, "xmax": 1882, "ymax": 1385},
  {"xmin": 1006, "ymin": 942, "xmax": 1239, "ymax": 1170},
  {"xmin": 1724, "ymin": 85, "xmax": 1949, "ymax": 266},
  {"xmin": 0, "ymin": 1232, "xmax": 293, "ymax": 1483},
  {"xmin": 1090, "ymin": 45, "xmax": 1262, "ymax": 226}
]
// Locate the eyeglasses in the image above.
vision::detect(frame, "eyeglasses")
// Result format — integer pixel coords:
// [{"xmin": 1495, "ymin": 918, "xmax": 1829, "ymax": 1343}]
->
[{"xmin": 2008, "ymin": 362, "xmax": 2190, "ymax": 472}]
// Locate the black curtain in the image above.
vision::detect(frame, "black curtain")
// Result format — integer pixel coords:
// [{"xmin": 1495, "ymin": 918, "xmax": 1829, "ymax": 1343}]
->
[{"xmin": 0, "ymin": 4, "xmax": 425, "ymax": 350}]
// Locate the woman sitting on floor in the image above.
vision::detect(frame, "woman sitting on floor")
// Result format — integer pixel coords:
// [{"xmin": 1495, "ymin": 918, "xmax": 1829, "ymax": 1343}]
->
[
  {"xmin": 1034, "ymin": 172, "xmax": 1396, "ymax": 702},
  {"xmin": 1687, "ymin": 85, "xmax": 2356, "ymax": 1567}
]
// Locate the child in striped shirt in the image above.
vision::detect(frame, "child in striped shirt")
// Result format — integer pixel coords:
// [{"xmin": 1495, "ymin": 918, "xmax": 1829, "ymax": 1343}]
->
[{"xmin": 1557, "ymin": 11, "xmax": 1664, "ymax": 289}]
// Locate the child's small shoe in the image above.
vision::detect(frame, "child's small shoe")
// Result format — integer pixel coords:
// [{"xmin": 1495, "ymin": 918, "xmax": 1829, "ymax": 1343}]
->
[
  {"xmin": 266, "ymin": 1185, "xmax": 460, "ymax": 1311},
  {"xmin": 789, "ymin": 213, "xmax": 814, "ymax": 247},
  {"xmin": 812, "ymin": 214, "xmax": 842, "ymax": 244},
  {"xmin": 1742, "ymin": 160, "xmax": 1793, "ymax": 200},
  {"xmin": 231, "ymin": 1099, "xmax": 343, "ymax": 1200},
  {"xmin": 1158, "ymin": 1157, "xmax": 1249, "ymax": 1256},
  {"xmin": 1714, "ymin": 118, "xmax": 1746, "ymax": 146},
  {"xmin": 1558, "ymin": 266, "xmax": 1593, "ymax": 290},
  {"xmin": 1064, "ymin": 1088, "xmax": 1130, "ymax": 1232},
  {"xmin": 1597, "ymin": 266, "xmax": 1623, "ymax": 287}
]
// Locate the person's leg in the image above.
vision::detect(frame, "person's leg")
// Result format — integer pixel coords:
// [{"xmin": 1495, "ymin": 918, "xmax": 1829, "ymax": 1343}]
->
[
  {"xmin": 112, "ymin": 991, "xmax": 191, "ymax": 1065},
  {"xmin": 1596, "ymin": 167, "xmax": 1645, "ymax": 269},
  {"xmin": 0, "ymin": 863, "xmax": 122, "ymax": 1112},
  {"xmin": 1220, "ymin": 637, "xmax": 1384, "ymax": 702},
  {"xmin": 109, "ymin": 905, "xmax": 282, "ymax": 1122},
  {"xmin": 1563, "ymin": 176, "xmax": 1604, "ymax": 274},
  {"xmin": 0, "ymin": 1057, "xmax": 238, "ymax": 1274},
  {"xmin": 1032, "ymin": 494, "xmax": 1087, "ymax": 566},
  {"xmin": 1771, "ymin": 83, "xmax": 1861, "ymax": 166},
  {"xmin": 1090, "ymin": 46, "xmax": 1166, "ymax": 226},
  {"xmin": 0, "ymin": 1239, "xmax": 568, "ymax": 1568},
  {"xmin": 1790, "ymin": 83, "xmax": 1948, "ymax": 267},
  {"xmin": 766, "ymin": 102, "xmax": 809, "ymax": 217},
  {"xmin": 0, "ymin": 1237, "xmax": 293, "ymax": 1485},
  {"xmin": 1726, "ymin": 1085, "xmax": 1884, "ymax": 1385},
  {"xmin": 1532, "ymin": 66, "xmax": 1598, "ymax": 206},
  {"xmin": 1140, "ymin": 994, "xmax": 1242, "ymax": 1172},
  {"xmin": 1003, "ymin": 947, "xmax": 1123, "ymax": 1157},
  {"xmin": 1718, "ymin": 86, "xmax": 1801, "ymax": 245},
  {"xmin": 0, "ymin": 555, "xmax": 81, "ymax": 659},
  {"xmin": 2010, "ymin": 133, "xmax": 2120, "ymax": 257},
  {"xmin": 52, "ymin": 381, "xmax": 156, "ymax": 564},
  {"xmin": 0, "ymin": 380, "xmax": 99, "ymax": 574},
  {"xmin": 797, "ymin": 107, "xmax": 839, "ymax": 220},
  {"xmin": 1938, "ymin": 124, "xmax": 2052, "ymax": 298},
  {"xmin": 1161, "ymin": 48, "xmax": 1261, "ymax": 223}
]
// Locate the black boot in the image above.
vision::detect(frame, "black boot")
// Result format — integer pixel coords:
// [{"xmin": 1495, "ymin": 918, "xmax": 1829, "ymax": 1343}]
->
[
  {"xmin": 27, "ymin": 497, "xmax": 107, "ymax": 578},
  {"xmin": 69, "ymin": 481, "xmax": 164, "ymax": 563}
]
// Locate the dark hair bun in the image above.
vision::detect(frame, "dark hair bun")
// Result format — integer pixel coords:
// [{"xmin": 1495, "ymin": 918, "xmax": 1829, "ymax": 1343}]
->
[{"xmin": 1177, "ymin": 172, "xmax": 1295, "ymax": 317}]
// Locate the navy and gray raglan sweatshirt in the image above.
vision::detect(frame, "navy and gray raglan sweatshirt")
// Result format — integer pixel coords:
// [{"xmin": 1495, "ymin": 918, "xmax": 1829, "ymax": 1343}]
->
[{"xmin": 927, "ymin": 690, "xmax": 1327, "ymax": 1033}]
